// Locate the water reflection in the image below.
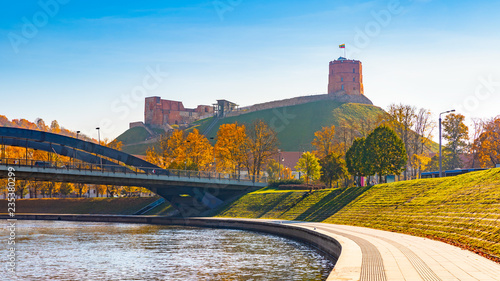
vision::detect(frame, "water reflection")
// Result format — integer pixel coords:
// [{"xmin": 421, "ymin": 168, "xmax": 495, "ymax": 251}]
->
[{"xmin": 1, "ymin": 220, "xmax": 333, "ymax": 280}]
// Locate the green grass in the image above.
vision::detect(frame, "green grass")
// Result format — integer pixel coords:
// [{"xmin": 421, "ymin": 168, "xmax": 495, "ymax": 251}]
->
[
  {"xmin": 199, "ymin": 101, "xmax": 386, "ymax": 151},
  {"xmin": 0, "ymin": 197, "xmax": 159, "ymax": 215},
  {"xmin": 113, "ymin": 100, "xmax": 386, "ymax": 153},
  {"xmin": 214, "ymin": 168, "xmax": 500, "ymax": 261},
  {"xmin": 115, "ymin": 126, "xmax": 152, "ymax": 145},
  {"xmin": 121, "ymin": 142, "xmax": 158, "ymax": 155}
]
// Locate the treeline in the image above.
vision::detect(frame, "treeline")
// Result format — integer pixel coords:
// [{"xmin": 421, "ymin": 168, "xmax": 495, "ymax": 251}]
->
[{"xmin": 0, "ymin": 116, "xmax": 129, "ymax": 198}]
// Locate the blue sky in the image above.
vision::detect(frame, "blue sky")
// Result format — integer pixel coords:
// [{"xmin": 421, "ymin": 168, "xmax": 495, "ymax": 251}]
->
[{"xmin": 1, "ymin": 0, "xmax": 500, "ymax": 140}]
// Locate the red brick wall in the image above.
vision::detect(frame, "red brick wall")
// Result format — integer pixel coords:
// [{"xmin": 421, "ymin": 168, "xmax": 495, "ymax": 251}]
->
[
  {"xmin": 144, "ymin": 97, "xmax": 163, "ymax": 126},
  {"xmin": 328, "ymin": 59, "xmax": 364, "ymax": 95}
]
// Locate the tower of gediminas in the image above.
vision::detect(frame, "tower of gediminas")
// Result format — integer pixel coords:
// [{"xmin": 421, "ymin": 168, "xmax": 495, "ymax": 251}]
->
[{"xmin": 328, "ymin": 57, "xmax": 364, "ymax": 96}]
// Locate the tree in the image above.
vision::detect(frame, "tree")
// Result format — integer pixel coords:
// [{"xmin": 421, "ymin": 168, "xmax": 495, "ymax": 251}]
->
[
  {"xmin": 35, "ymin": 118, "xmax": 48, "ymax": 131},
  {"xmin": 185, "ymin": 129, "xmax": 214, "ymax": 171},
  {"xmin": 50, "ymin": 120, "xmax": 61, "ymax": 133},
  {"xmin": 387, "ymin": 104, "xmax": 416, "ymax": 179},
  {"xmin": 473, "ymin": 116, "xmax": 500, "ymax": 167},
  {"xmin": 346, "ymin": 137, "xmax": 368, "ymax": 186},
  {"xmin": 215, "ymin": 123, "xmax": 248, "ymax": 174},
  {"xmin": 245, "ymin": 120, "xmax": 279, "ymax": 177},
  {"xmin": 469, "ymin": 118, "xmax": 486, "ymax": 168},
  {"xmin": 74, "ymin": 183, "xmax": 88, "ymax": 198},
  {"xmin": 410, "ymin": 154, "xmax": 431, "ymax": 179},
  {"xmin": 105, "ymin": 185, "xmax": 120, "ymax": 197},
  {"xmin": 442, "ymin": 113, "xmax": 469, "ymax": 169},
  {"xmin": 266, "ymin": 159, "xmax": 281, "ymax": 181},
  {"xmin": 312, "ymin": 125, "xmax": 342, "ymax": 158},
  {"xmin": 320, "ymin": 153, "xmax": 347, "ymax": 188},
  {"xmin": 59, "ymin": 183, "xmax": 74, "ymax": 198},
  {"xmin": 295, "ymin": 152, "xmax": 321, "ymax": 185},
  {"xmin": 365, "ymin": 126, "xmax": 407, "ymax": 183}
]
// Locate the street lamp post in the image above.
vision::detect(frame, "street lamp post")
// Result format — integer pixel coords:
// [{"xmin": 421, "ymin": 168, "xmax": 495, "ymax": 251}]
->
[
  {"xmin": 74, "ymin": 131, "xmax": 80, "ymax": 166},
  {"xmin": 278, "ymin": 149, "xmax": 281, "ymax": 180},
  {"xmin": 439, "ymin": 110, "xmax": 455, "ymax": 177},
  {"xmin": 210, "ymin": 137, "xmax": 216, "ymax": 173},
  {"xmin": 96, "ymin": 127, "xmax": 102, "ymax": 169}
]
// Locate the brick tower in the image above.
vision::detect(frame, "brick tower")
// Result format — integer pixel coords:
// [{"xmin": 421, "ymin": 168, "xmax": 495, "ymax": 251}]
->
[{"xmin": 328, "ymin": 57, "xmax": 364, "ymax": 95}]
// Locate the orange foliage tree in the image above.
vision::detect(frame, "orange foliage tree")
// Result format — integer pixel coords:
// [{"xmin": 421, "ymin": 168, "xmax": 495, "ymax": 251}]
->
[
  {"xmin": 311, "ymin": 125, "xmax": 343, "ymax": 158},
  {"xmin": 245, "ymin": 120, "xmax": 279, "ymax": 177},
  {"xmin": 473, "ymin": 116, "xmax": 500, "ymax": 168},
  {"xmin": 215, "ymin": 123, "xmax": 247, "ymax": 174}
]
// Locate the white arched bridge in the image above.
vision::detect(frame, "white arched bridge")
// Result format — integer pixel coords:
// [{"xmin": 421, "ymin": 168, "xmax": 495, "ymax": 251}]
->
[{"xmin": 0, "ymin": 127, "xmax": 267, "ymax": 216}]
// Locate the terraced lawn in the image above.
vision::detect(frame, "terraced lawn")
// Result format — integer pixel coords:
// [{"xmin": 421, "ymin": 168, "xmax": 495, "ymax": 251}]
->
[{"xmin": 215, "ymin": 168, "xmax": 500, "ymax": 261}]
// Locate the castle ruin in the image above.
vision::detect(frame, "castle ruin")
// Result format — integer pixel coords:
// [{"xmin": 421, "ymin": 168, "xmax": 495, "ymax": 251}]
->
[{"xmin": 135, "ymin": 57, "xmax": 371, "ymax": 129}]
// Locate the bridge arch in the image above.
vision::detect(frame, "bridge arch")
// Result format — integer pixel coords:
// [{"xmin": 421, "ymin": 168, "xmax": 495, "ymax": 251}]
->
[{"xmin": 0, "ymin": 127, "xmax": 158, "ymax": 170}]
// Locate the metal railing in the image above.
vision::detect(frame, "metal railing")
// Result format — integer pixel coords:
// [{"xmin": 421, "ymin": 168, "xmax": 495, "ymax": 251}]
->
[{"xmin": 0, "ymin": 158, "xmax": 268, "ymax": 184}]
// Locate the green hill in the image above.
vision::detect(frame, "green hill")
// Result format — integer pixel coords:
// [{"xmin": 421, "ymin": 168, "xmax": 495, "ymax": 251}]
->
[
  {"xmin": 115, "ymin": 126, "xmax": 151, "ymax": 145},
  {"xmin": 114, "ymin": 126, "xmax": 162, "ymax": 155},
  {"xmin": 214, "ymin": 168, "xmax": 500, "ymax": 261},
  {"xmin": 194, "ymin": 100, "xmax": 385, "ymax": 151},
  {"xmin": 115, "ymin": 100, "xmax": 386, "ymax": 154}
]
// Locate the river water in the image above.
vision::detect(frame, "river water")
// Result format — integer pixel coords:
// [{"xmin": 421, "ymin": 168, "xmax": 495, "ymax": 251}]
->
[{"xmin": 2, "ymin": 220, "xmax": 334, "ymax": 280}]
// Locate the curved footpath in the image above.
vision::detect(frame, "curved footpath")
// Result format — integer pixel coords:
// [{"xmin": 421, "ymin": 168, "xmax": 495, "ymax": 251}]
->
[{"xmin": 2, "ymin": 214, "xmax": 500, "ymax": 280}]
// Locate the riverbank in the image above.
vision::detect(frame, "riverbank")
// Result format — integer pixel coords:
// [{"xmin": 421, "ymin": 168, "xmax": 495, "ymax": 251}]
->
[
  {"xmin": 0, "ymin": 214, "xmax": 345, "ymax": 280},
  {"xmin": 3, "ymin": 214, "xmax": 500, "ymax": 280},
  {"xmin": 0, "ymin": 197, "xmax": 159, "ymax": 215}
]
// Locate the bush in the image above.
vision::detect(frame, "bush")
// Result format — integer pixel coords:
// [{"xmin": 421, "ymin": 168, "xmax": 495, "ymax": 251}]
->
[{"xmin": 269, "ymin": 179, "xmax": 304, "ymax": 188}]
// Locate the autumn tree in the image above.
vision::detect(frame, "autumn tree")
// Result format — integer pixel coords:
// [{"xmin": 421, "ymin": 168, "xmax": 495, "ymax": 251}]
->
[
  {"xmin": 160, "ymin": 130, "xmax": 187, "ymax": 169},
  {"xmin": 469, "ymin": 118, "xmax": 486, "ymax": 168},
  {"xmin": 312, "ymin": 125, "xmax": 342, "ymax": 158},
  {"xmin": 410, "ymin": 154, "xmax": 431, "ymax": 178},
  {"xmin": 473, "ymin": 116, "xmax": 500, "ymax": 167},
  {"xmin": 295, "ymin": 152, "xmax": 321, "ymax": 185},
  {"xmin": 105, "ymin": 185, "xmax": 121, "ymax": 197},
  {"xmin": 266, "ymin": 159, "xmax": 281, "ymax": 181},
  {"xmin": 320, "ymin": 153, "xmax": 347, "ymax": 188},
  {"xmin": 442, "ymin": 113, "xmax": 469, "ymax": 169},
  {"xmin": 35, "ymin": 118, "xmax": 48, "ymax": 131},
  {"xmin": 59, "ymin": 183, "xmax": 74, "ymax": 198},
  {"xmin": 365, "ymin": 126, "xmax": 407, "ymax": 183},
  {"xmin": 215, "ymin": 123, "xmax": 247, "ymax": 174},
  {"xmin": 185, "ymin": 129, "xmax": 213, "ymax": 171},
  {"xmin": 267, "ymin": 159, "xmax": 293, "ymax": 180},
  {"xmin": 245, "ymin": 120, "xmax": 279, "ymax": 177},
  {"xmin": 74, "ymin": 183, "xmax": 88, "ymax": 198},
  {"xmin": 50, "ymin": 120, "xmax": 61, "ymax": 133}
]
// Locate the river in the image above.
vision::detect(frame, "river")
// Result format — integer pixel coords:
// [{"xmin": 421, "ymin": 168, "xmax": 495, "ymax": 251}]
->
[{"xmin": 2, "ymin": 220, "xmax": 334, "ymax": 280}]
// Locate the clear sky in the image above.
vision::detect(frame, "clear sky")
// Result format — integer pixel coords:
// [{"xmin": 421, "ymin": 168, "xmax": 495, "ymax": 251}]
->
[{"xmin": 1, "ymin": 0, "xmax": 499, "ymax": 140}]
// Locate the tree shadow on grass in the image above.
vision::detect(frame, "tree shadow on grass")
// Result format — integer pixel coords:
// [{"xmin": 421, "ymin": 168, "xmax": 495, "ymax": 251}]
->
[{"xmin": 294, "ymin": 185, "xmax": 372, "ymax": 222}]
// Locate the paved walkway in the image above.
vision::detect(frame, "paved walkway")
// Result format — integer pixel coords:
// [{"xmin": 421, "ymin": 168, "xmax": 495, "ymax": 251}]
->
[{"xmin": 278, "ymin": 221, "xmax": 500, "ymax": 281}]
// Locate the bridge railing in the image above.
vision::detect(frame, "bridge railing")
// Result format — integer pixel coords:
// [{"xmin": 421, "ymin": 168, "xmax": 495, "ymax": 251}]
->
[{"xmin": 0, "ymin": 158, "xmax": 268, "ymax": 184}]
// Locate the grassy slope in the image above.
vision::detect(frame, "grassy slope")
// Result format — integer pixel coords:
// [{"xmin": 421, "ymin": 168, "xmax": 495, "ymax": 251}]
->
[
  {"xmin": 115, "ymin": 126, "xmax": 151, "ymax": 145},
  {"xmin": 215, "ymin": 168, "xmax": 500, "ymax": 260},
  {"xmin": 199, "ymin": 101, "xmax": 385, "ymax": 151},
  {"xmin": 0, "ymin": 197, "xmax": 158, "ymax": 215},
  {"xmin": 113, "ymin": 100, "xmax": 386, "ymax": 153}
]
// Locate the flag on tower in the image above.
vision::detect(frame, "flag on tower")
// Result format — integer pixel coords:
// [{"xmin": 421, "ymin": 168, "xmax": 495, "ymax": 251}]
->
[{"xmin": 339, "ymin": 44, "xmax": 346, "ymax": 48}]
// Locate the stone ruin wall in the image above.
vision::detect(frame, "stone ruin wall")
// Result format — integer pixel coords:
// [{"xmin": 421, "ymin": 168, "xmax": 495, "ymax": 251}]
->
[{"xmin": 225, "ymin": 91, "xmax": 373, "ymax": 118}]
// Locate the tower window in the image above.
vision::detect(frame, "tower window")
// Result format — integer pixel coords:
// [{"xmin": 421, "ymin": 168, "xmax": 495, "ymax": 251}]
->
[
  {"xmin": 353, "ymin": 68, "xmax": 355, "ymax": 73},
  {"xmin": 353, "ymin": 87, "xmax": 356, "ymax": 90},
  {"xmin": 341, "ymin": 77, "xmax": 343, "ymax": 82},
  {"xmin": 353, "ymin": 77, "xmax": 355, "ymax": 82},
  {"xmin": 341, "ymin": 84, "xmax": 344, "ymax": 90}
]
